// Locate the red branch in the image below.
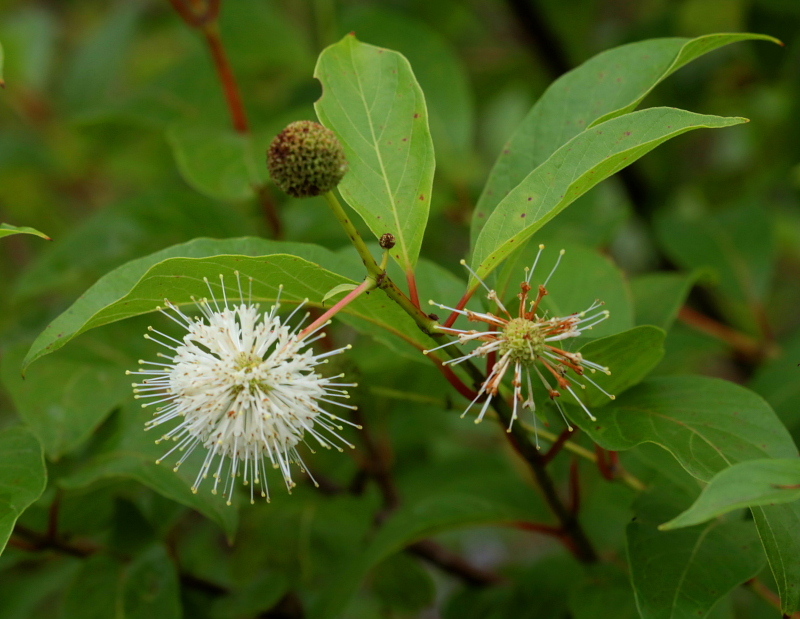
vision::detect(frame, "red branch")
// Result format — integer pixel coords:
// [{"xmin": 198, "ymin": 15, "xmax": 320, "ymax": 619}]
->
[
  {"xmin": 406, "ymin": 271, "xmax": 421, "ymax": 309},
  {"xmin": 443, "ymin": 288, "xmax": 475, "ymax": 328}
]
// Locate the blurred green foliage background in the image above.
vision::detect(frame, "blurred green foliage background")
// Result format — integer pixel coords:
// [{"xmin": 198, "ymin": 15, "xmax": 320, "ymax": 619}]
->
[{"xmin": 1, "ymin": 0, "xmax": 800, "ymax": 617}]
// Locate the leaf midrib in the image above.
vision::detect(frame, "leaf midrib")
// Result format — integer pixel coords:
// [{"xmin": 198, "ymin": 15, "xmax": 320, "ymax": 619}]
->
[{"xmin": 347, "ymin": 45, "xmax": 410, "ymax": 270}]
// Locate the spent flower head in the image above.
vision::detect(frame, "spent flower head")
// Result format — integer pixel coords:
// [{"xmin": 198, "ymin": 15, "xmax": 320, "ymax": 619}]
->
[
  {"xmin": 426, "ymin": 246, "xmax": 615, "ymax": 444},
  {"xmin": 267, "ymin": 120, "xmax": 348, "ymax": 198},
  {"xmin": 129, "ymin": 273, "xmax": 358, "ymax": 504}
]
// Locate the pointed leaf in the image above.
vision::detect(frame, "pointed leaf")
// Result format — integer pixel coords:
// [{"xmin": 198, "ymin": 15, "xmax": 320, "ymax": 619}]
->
[
  {"xmin": 0, "ymin": 223, "xmax": 50, "ymax": 241},
  {"xmin": 471, "ymin": 33, "xmax": 780, "ymax": 244},
  {"xmin": 322, "ymin": 283, "xmax": 358, "ymax": 304},
  {"xmin": 469, "ymin": 108, "xmax": 746, "ymax": 285},
  {"xmin": 627, "ymin": 520, "xmax": 765, "ymax": 619},
  {"xmin": 572, "ymin": 375, "xmax": 800, "ymax": 613},
  {"xmin": 662, "ymin": 458, "xmax": 800, "ymax": 529},
  {"xmin": 59, "ymin": 403, "xmax": 239, "ymax": 538},
  {"xmin": 631, "ymin": 271, "xmax": 702, "ymax": 331},
  {"xmin": 573, "ymin": 325, "xmax": 666, "ymax": 408},
  {"xmin": 573, "ymin": 376, "xmax": 796, "ymax": 480},
  {"xmin": 24, "ymin": 240, "xmax": 438, "ymax": 371},
  {"xmin": 311, "ymin": 492, "xmax": 533, "ymax": 619},
  {"xmin": 23, "ymin": 237, "xmax": 358, "ymax": 369},
  {"xmin": 0, "ymin": 426, "xmax": 47, "ymax": 555},
  {"xmin": 314, "ymin": 34, "xmax": 435, "ymax": 272},
  {"xmin": 2, "ymin": 343, "xmax": 130, "ymax": 459}
]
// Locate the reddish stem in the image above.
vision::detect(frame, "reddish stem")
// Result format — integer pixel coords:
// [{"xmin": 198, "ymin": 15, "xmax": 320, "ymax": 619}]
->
[
  {"xmin": 298, "ymin": 278, "xmax": 374, "ymax": 340},
  {"xmin": 486, "ymin": 349, "xmax": 496, "ymax": 375},
  {"xmin": 202, "ymin": 22, "xmax": 249, "ymax": 134},
  {"xmin": 678, "ymin": 306, "xmax": 765, "ymax": 359},
  {"xmin": 406, "ymin": 271, "xmax": 421, "ymax": 309},
  {"xmin": 443, "ymin": 288, "xmax": 476, "ymax": 328},
  {"xmin": 257, "ymin": 186, "xmax": 283, "ymax": 239},
  {"xmin": 595, "ymin": 445, "xmax": 617, "ymax": 481},
  {"xmin": 439, "ymin": 364, "xmax": 479, "ymax": 401},
  {"xmin": 542, "ymin": 428, "xmax": 573, "ymax": 465},
  {"xmin": 568, "ymin": 459, "xmax": 581, "ymax": 515},
  {"xmin": 513, "ymin": 521, "xmax": 564, "ymax": 537}
]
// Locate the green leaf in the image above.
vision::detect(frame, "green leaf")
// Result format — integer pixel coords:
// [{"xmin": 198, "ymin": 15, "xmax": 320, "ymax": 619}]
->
[
  {"xmin": 25, "ymin": 250, "xmax": 437, "ymax": 372},
  {"xmin": 0, "ymin": 223, "xmax": 50, "ymax": 241},
  {"xmin": 569, "ymin": 566, "xmax": 638, "ymax": 619},
  {"xmin": 0, "ymin": 426, "xmax": 46, "ymax": 555},
  {"xmin": 573, "ymin": 325, "xmax": 666, "ymax": 408},
  {"xmin": 493, "ymin": 243, "xmax": 634, "ymax": 340},
  {"xmin": 631, "ymin": 271, "xmax": 701, "ymax": 331},
  {"xmin": 575, "ymin": 376, "xmax": 796, "ymax": 480},
  {"xmin": 655, "ymin": 201, "xmax": 774, "ymax": 332},
  {"xmin": 322, "ymin": 283, "xmax": 358, "ymax": 304},
  {"xmin": 341, "ymin": 7, "xmax": 474, "ymax": 181},
  {"xmin": 0, "ymin": 556, "xmax": 79, "ymax": 618},
  {"xmin": 122, "ymin": 545, "xmax": 181, "ymax": 619},
  {"xmin": 573, "ymin": 375, "xmax": 800, "ymax": 613},
  {"xmin": 749, "ymin": 328, "xmax": 800, "ymax": 431},
  {"xmin": 662, "ymin": 459, "xmax": 800, "ymax": 529},
  {"xmin": 167, "ymin": 121, "xmax": 270, "ymax": 202},
  {"xmin": 471, "ymin": 33, "xmax": 780, "ymax": 245},
  {"xmin": 314, "ymin": 34, "xmax": 435, "ymax": 272},
  {"xmin": 372, "ymin": 553, "xmax": 436, "ymax": 612},
  {"xmin": 14, "ymin": 189, "xmax": 251, "ymax": 301},
  {"xmin": 22, "ymin": 237, "xmax": 357, "ymax": 369},
  {"xmin": 2, "ymin": 342, "xmax": 130, "ymax": 460},
  {"xmin": 62, "ymin": 555, "xmax": 123, "ymax": 619},
  {"xmin": 61, "ymin": 3, "xmax": 140, "ymax": 117},
  {"xmin": 751, "ymin": 503, "xmax": 800, "ymax": 614},
  {"xmin": 627, "ymin": 520, "xmax": 766, "ymax": 619},
  {"xmin": 0, "ymin": 40, "xmax": 4, "ymax": 85},
  {"xmin": 310, "ymin": 493, "xmax": 532, "ymax": 619},
  {"xmin": 57, "ymin": 402, "xmax": 233, "ymax": 539},
  {"xmin": 469, "ymin": 108, "xmax": 746, "ymax": 285}
]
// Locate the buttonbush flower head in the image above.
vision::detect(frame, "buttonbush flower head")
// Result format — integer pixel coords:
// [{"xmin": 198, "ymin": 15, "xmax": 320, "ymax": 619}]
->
[
  {"xmin": 267, "ymin": 120, "xmax": 348, "ymax": 198},
  {"xmin": 129, "ymin": 273, "xmax": 358, "ymax": 504},
  {"xmin": 426, "ymin": 246, "xmax": 614, "ymax": 443}
]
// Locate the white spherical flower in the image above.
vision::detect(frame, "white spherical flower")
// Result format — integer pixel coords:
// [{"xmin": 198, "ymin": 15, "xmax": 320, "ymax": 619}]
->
[
  {"xmin": 426, "ymin": 246, "xmax": 615, "ymax": 445},
  {"xmin": 129, "ymin": 273, "xmax": 359, "ymax": 504}
]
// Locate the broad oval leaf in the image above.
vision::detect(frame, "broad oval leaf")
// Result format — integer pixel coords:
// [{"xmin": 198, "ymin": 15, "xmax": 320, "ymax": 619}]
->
[
  {"xmin": 0, "ymin": 223, "xmax": 50, "ymax": 241},
  {"xmin": 574, "ymin": 325, "xmax": 666, "ymax": 408},
  {"xmin": 469, "ymin": 108, "xmax": 746, "ymax": 285},
  {"xmin": 2, "ymin": 342, "xmax": 130, "ymax": 460},
  {"xmin": 341, "ymin": 7, "xmax": 474, "ymax": 181},
  {"xmin": 23, "ymin": 237, "xmax": 358, "ymax": 369},
  {"xmin": 59, "ymin": 403, "xmax": 239, "ymax": 538},
  {"xmin": 493, "ymin": 242, "xmax": 634, "ymax": 339},
  {"xmin": 655, "ymin": 200, "xmax": 774, "ymax": 334},
  {"xmin": 122, "ymin": 546, "xmax": 182, "ymax": 619},
  {"xmin": 314, "ymin": 34, "xmax": 435, "ymax": 273},
  {"xmin": 573, "ymin": 375, "xmax": 796, "ymax": 480},
  {"xmin": 631, "ymin": 271, "xmax": 702, "ymax": 331},
  {"xmin": 471, "ymin": 33, "xmax": 780, "ymax": 244},
  {"xmin": 24, "ymin": 240, "xmax": 439, "ymax": 372},
  {"xmin": 166, "ymin": 122, "xmax": 266, "ymax": 201},
  {"xmin": 0, "ymin": 426, "xmax": 47, "ymax": 555},
  {"xmin": 662, "ymin": 458, "xmax": 800, "ymax": 530},
  {"xmin": 310, "ymin": 492, "xmax": 535, "ymax": 619},
  {"xmin": 627, "ymin": 520, "xmax": 766, "ymax": 619},
  {"xmin": 572, "ymin": 375, "xmax": 800, "ymax": 614}
]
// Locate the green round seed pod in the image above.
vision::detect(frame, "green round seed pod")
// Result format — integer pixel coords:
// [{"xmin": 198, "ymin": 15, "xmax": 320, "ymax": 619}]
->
[{"xmin": 267, "ymin": 120, "xmax": 348, "ymax": 198}]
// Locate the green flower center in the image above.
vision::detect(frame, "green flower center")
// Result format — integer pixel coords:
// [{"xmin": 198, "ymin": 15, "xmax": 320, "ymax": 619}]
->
[
  {"xmin": 233, "ymin": 352, "xmax": 272, "ymax": 394},
  {"xmin": 498, "ymin": 317, "xmax": 545, "ymax": 365}
]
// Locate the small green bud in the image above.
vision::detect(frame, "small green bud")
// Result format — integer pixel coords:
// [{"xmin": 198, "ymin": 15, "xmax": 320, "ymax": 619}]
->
[{"xmin": 267, "ymin": 120, "xmax": 348, "ymax": 198}]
